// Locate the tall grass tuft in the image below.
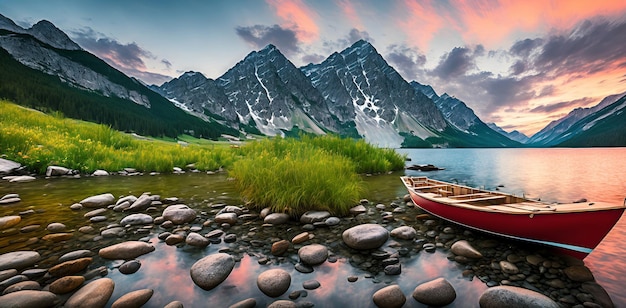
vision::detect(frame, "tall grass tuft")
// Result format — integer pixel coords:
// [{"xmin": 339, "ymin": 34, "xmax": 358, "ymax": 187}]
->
[{"xmin": 230, "ymin": 138, "xmax": 363, "ymax": 216}]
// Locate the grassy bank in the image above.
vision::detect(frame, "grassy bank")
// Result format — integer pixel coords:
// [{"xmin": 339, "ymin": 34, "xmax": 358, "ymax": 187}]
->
[{"xmin": 1, "ymin": 99, "xmax": 406, "ymax": 215}]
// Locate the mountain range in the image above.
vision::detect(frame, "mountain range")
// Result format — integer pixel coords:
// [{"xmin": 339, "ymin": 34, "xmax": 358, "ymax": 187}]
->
[{"xmin": 1, "ymin": 13, "xmax": 625, "ymax": 147}]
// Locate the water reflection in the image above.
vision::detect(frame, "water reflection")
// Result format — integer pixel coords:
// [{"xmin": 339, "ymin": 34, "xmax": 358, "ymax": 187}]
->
[{"xmin": 1, "ymin": 148, "xmax": 625, "ymax": 306}]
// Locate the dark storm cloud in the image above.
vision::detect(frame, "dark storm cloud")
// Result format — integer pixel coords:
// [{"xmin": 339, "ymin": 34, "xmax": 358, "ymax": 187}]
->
[
  {"xmin": 529, "ymin": 97, "xmax": 595, "ymax": 113},
  {"xmin": 73, "ymin": 27, "xmax": 152, "ymax": 69},
  {"xmin": 509, "ymin": 38, "xmax": 543, "ymax": 57},
  {"xmin": 301, "ymin": 53, "xmax": 326, "ymax": 64},
  {"xmin": 509, "ymin": 60, "xmax": 526, "ymax": 75},
  {"xmin": 534, "ymin": 17, "xmax": 626, "ymax": 75},
  {"xmin": 235, "ymin": 24, "xmax": 300, "ymax": 55},
  {"xmin": 322, "ymin": 28, "xmax": 374, "ymax": 52},
  {"xmin": 72, "ymin": 27, "xmax": 172, "ymax": 85},
  {"xmin": 385, "ymin": 44, "xmax": 426, "ymax": 81},
  {"xmin": 432, "ymin": 47, "xmax": 475, "ymax": 79}
]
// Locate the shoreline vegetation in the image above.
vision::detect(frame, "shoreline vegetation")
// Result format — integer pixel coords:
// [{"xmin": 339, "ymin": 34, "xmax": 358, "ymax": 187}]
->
[{"xmin": 0, "ymin": 99, "xmax": 405, "ymax": 215}]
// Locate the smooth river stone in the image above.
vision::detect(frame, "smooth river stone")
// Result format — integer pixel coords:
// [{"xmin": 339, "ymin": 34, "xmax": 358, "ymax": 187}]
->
[
  {"xmin": 342, "ymin": 224, "xmax": 389, "ymax": 250},
  {"xmin": 64, "ymin": 278, "xmax": 115, "ymax": 308},
  {"xmin": 45, "ymin": 223, "xmax": 66, "ymax": 232},
  {"xmin": 257, "ymin": 268, "xmax": 291, "ymax": 297},
  {"xmin": 298, "ymin": 244, "xmax": 328, "ymax": 265},
  {"xmin": 111, "ymin": 289, "xmax": 153, "ymax": 308},
  {"xmin": 99, "ymin": 241, "xmax": 155, "ymax": 260},
  {"xmin": 450, "ymin": 240, "xmax": 483, "ymax": 259},
  {"xmin": 390, "ymin": 226, "xmax": 417, "ymax": 240},
  {"xmin": 162, "ymin": 204, "xmax": 197, "ymax": 224},
  {"xmin": 58, "ymin": 250, "xmax": 94, "ymax": 262},
  {"xmin": 372, "ymin": 285, "xmax": 406, "ymax": 308},
  {"xmin": 479, "ymin": 286, "xmax": 559, "ymax": 308},
  {"xmin": 120, "ymin": 213, "xmax": 153, "ymax": 226},
  {"xmin": 190, "ymin": 253, "xmax": 235, "ymax": 290},
  {"xmin": 0, "ymin": 290, "xmax": 58, "ymax": 308},
  {"xmin": 412, "ymin": 277, "xmax": 457, "ymax": 306},
  {"xmin": 49, "ymin": 276, "xmax": 85, "ymax": 294},
  {"xmin": 0, "ymin": 251, "xmax": 41, "ymax": 271},
  {"xmin": 79, "ymin": 193, "xmax": 115, "ymax": 208},
  {"xmin": 42, "ymin": 233, "xmax": 73, "ymax": 242},
  {"xmin": 0, "ymin": 216, "xmax": 21, "ymax": 230},
  {"xmin": 48, "ymin": 257, "xmax": 92, "ymax": 277}
]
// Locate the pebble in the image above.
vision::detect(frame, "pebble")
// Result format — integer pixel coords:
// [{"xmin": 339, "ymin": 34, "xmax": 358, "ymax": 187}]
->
[
  {"xmin": 46, "ymin": 222, "xmax": 67, "ymax": 232},
  {"xmin": 450, "ymin": 240, "xmax": 483, "ymax": 259},
  {"xmin": 291, "ymin": 232, "xmax": 310, "ymax": 244},
  {"xmin": 190, "ymin": 253, "xmax": 235, "ymax": 290},
  {"xmin": 0, "ymin": 216, "xmax": 21, "ymax": 230},
  {"xmin": 302, "ymin": 279, "xmax": 320, "ymax": 290},
  {"xmin": 257, "ymin": 268, "xmax": 291, "ymax": 297},
  {"xmin": 372, "ymin": 285, "xmax": 406, "ymax": 308},
  {"xmin": 271, "ymin": 240, "xmax": 291, "ymax": 256}
]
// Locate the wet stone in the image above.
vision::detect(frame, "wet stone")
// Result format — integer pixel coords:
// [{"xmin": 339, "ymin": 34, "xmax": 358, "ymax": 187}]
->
[
  {"xmin": 302, "ymin": 279, "xmax": 320, "ymax": 290},
  {"xmin": 372, "ymin": 285, "xmax": 406, "ymax": 308},
  {"xmin": 2, "ymin": 280, "xmax": 40, "ymax": 295},
  {"xmin": 49, "ymin": 275, "xmax": 84, "ymax": 294},
  {"xmin": 412, "ymin": 277, "xmax": 457, "ymax": 306},
  {"xmin": 295, "ymin": 263, "xmax": 314, "ymax": 273},
  {"xmin": 65, "ymin": 278, "xmax": 115, "ymax": 308},
  {"xmin": 0, "ymin": 251, "xmax": 41, "ymax": 271},
  {"xmin": 190, "ymin": 253, "xmax": 235, "ymax": 290},
  {"xmin": 257, "ymin": 268, "xmax": 291, "ymax": 297},
  {"xmin": 119, "ymin": 260, "xmax": 141, "ymax": 274},
  {"xmin": 384, "ymin": 264, "xmax": 401, "ymax": 275}
]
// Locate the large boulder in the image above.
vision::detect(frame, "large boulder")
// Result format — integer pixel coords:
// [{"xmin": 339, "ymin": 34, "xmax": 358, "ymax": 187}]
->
[
  {"xmin": 411, "ymin": 277, "xmax": 456, "ymax": 306},
  {"xmin": 162, "ymin": 204, "xmax": 197, "ymax": 225},
  {"xmin": 342, "ymin": 224, "xmax": 389, "ymax": 250},
  {"xmin": 479, "ymin": 286, "xmax": 559, "ymax": 308},
  {"xmin": 99, "ymin": 241, "xmax": 155, "ymax": 260},
  {"xmin": 190, "ymin": 253, "xmax": 235, "ymax": 290}
]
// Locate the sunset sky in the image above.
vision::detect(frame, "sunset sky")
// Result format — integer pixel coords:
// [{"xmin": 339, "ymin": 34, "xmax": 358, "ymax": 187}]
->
[{"xmin": 2, "ymin": 0, "xmax": 626, "ymax": 136}]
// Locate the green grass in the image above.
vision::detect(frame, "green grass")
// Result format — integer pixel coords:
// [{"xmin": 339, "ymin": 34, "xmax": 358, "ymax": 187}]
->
[
  {"xmin": 1, "ymin": 99, "xmax": 406, "ymax": 216},
  {"xmin": 0, "ymin": 100, "xmax": 236, "ymax": 173}
]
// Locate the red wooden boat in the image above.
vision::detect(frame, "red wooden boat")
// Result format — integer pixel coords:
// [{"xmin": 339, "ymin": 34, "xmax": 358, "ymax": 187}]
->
[{"xmin": 401, "ymin": 176, "xmax": 626, "ymax": 259}]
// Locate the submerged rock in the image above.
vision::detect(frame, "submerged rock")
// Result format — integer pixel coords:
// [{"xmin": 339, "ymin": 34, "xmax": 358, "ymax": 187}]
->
[{"xmin": 99, "ymin": 241, "xmax": 155, "ymax": 260}]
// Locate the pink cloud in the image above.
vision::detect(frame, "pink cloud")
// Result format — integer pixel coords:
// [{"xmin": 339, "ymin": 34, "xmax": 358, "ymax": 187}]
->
[
  {"xmin": 337, "ymin": 0, "xmax": 363, "ymax": 30},
  {"xmin": 398, "ymin": 0, "xmax": 444, "ymax": 51},
  {"xmin": 266, "ymin": 0, "xmax": 319, "ymax": 43}
]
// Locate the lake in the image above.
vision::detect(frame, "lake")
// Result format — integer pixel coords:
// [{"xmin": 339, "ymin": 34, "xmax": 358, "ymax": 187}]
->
[
  {"xmin": 0, "ymin": 147, "xmax": 624, "ymax": 307},
  {"xmin": 398, "ymin": 147, "xmax": 626, "ymax": 306}
]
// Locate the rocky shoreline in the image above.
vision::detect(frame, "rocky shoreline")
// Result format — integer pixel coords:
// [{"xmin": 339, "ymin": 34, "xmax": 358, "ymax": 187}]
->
[{"xmin": 0, "ymin": 163, "xmax": 616, "ymax": 307}]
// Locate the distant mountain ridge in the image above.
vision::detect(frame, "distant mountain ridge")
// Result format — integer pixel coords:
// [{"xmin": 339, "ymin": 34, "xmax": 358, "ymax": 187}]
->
[
  {"xmin": 161, "ymin": 40, "xmax": 520, "ymax": 148},
  {"xmin": 1, "ymin": 13, "xmax": 624, "ymax": 147},
  {"xmin": 0, "ymin": 13, "xmax": 236, "ymax": 139},
  {"xmin": 487, "ymin": 123, "xmax": 530, "ymax": 144}
]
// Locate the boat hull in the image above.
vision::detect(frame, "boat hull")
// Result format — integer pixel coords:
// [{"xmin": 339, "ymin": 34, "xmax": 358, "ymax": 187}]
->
[{"xmin": 407, "ymin": 187, "xmax": 624, "ymax": 259}]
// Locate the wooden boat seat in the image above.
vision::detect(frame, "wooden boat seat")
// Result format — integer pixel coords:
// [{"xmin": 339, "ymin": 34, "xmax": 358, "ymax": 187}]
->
[
  {"xmin": 447, "ymin": 195, "xmax": 507, "ymax": 203},
  {"xmin": 449, "ymin": 193, "xmax": 491, "ymax": 199},
  {"xmin": 414, "ymin": 185, "xmax": 449, "ymax": 190}
]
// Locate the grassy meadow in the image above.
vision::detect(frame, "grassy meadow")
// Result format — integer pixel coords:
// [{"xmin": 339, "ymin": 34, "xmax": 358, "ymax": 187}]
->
[{"xmin": 1, "ymin": 99, "xmax": 406, "ymax": 215}]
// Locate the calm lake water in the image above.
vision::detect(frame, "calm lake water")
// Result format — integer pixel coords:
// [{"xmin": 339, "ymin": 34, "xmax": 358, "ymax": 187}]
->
[
  {"xmin": 398, "ymin": 147, "xmax": 626, "ymax": 306},
  {"xmin": 0, "ymin": 147, "xmax": 624, "ymax": 307}
]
